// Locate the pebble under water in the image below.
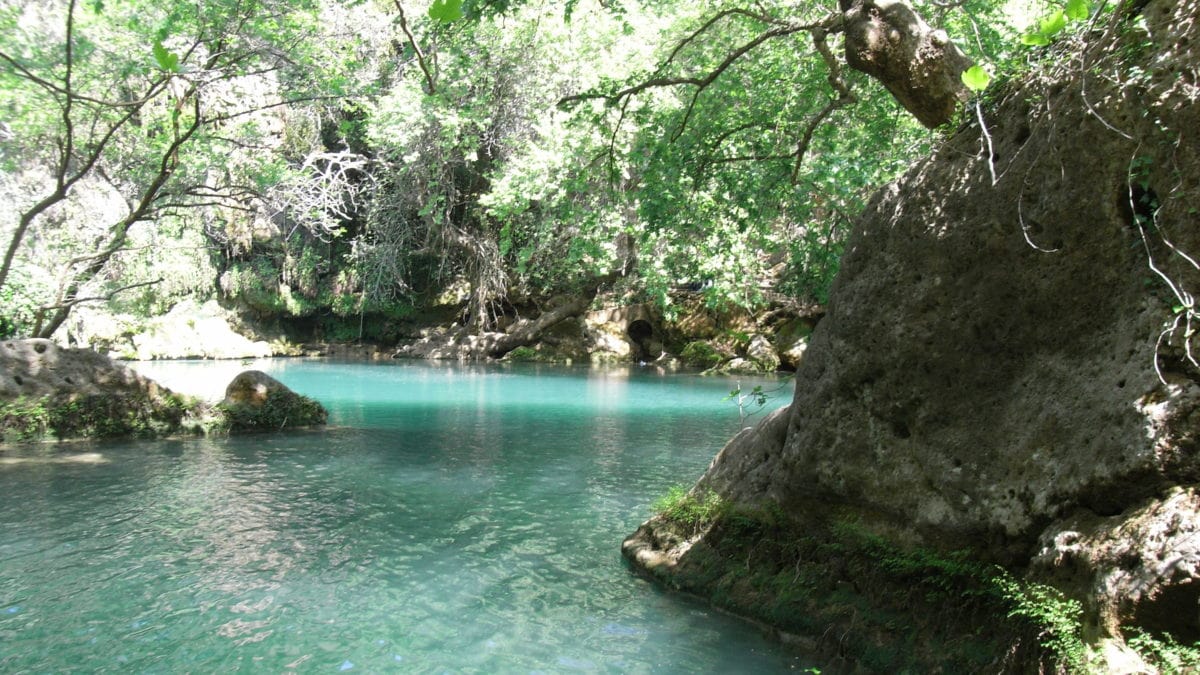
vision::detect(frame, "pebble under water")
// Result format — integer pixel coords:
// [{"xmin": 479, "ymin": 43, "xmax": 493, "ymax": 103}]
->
[{"xmin": 0, "ymin": 359, "xmax": 811, "ymax": 673}]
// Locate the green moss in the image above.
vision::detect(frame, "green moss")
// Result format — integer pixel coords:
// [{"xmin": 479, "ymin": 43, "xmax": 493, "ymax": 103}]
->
[
  {"xmin": 504, "ymin": 346, "xmax": 542, "ymax": 362},
  {"xmin": 679, "ymin": 341, "xmax": 723, "ymax": 369},
  {"xmin": 635, "ymin": 500, "xmax": 1059, "ymax": 672},
  {"xmin": 216, "ymin": 390, "xmax": 327, "ymax": 433},
  {"xmin": 0, "ymin": 388, "xmax": 326, "ymax": 442},
  {"xmin": 0, "ymin": 392, "xmax": 207, "ymax": 442}
]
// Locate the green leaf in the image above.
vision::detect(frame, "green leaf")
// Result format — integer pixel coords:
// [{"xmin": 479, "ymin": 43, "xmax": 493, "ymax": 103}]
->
[
  {"xmin": 1040, "ymin": 10, "xmax": 1068, "ymax": 36},
  {"xmin": 961, "ymin": 65, "xmax": 991, "ymax": 92},
  {"xmin": 1020, "ymin": 32, "xmax": 1052, "ymax": 46},
  {"xmin": 428, "ymin": 0, "xmax": 464, "ymax": 22},
  {"xmin": 152, "ymin": 40, "xmax": 179, "ymax": 72},
  {"xmin": 1065, "ymin": 0, "xmax": 1090, "ymax": 21}
]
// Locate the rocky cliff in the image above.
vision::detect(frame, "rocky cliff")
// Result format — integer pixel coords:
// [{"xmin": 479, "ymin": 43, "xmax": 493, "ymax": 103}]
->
[{"xmin": 624, "ymin": 1, "xmax": 1200, "ymax": 670}]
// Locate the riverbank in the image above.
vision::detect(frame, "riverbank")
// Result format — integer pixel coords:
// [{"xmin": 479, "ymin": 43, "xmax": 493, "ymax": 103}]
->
[
  {"xmin": 0, "ymin": 340, "xmax": 326, "ymax": 442},
  {"xmin": 64, "ymin": 292, "xmax": 819, "ymax": 376}
]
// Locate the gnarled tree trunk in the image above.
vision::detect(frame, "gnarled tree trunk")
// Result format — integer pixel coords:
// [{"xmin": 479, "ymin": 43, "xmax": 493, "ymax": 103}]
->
[{"xmin": 839, "ymin": 0, "xmax": 973, "ymax": 128}]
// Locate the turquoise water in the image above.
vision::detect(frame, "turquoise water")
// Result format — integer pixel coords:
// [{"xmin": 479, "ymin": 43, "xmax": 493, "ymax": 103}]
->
[{"xmin": 0, "ymin": 360, "xmax": 806, "ymax": 673}]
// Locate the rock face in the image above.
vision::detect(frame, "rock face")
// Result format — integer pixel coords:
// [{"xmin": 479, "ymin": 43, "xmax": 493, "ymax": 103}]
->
[
  {"xmin": 625, "ymin": 0, "xmax": 1200, "ymax": 668},
  {"xmin": 69, "ymin": 299, "xmax": 279, "ymax": 360}
]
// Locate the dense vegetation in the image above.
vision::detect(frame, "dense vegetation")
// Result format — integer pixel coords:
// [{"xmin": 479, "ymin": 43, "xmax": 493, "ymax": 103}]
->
[{"xmin": 0, "ymin": 0, "xmax": 1035, "ymax": 348}]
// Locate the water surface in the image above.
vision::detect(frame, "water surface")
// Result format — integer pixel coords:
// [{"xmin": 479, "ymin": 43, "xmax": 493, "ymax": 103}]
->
[{"xmin": 0, "ymin": 360, "xmax": 804, "ymax": 672}]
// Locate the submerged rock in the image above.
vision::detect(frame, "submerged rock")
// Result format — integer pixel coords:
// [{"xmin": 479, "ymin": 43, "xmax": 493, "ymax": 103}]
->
[{"xmin": 624, "ymin": 0, "xmax": 1200, "ymax": 670}]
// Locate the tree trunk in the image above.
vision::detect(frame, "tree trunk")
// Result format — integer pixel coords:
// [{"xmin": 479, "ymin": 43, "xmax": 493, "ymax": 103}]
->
[
  {"xmin": 481, "ymin": 270, "xmax": 619, "ymax": 359},
  {"xmin": 840, "ymin": 0, "xmax": 973, "ymax": 128},
  {"xmin": 483, "ymin": 295, "xmax": 592, "ymax": 358}
]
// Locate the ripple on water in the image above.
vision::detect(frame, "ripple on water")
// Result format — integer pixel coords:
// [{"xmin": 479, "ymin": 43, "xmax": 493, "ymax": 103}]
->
[{"xmin": 0, "ymin": 361, "xmax": 808, "ymax": 673}]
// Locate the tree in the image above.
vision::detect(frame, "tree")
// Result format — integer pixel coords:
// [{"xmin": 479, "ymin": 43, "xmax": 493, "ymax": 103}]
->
[
  {"xmin": 424, "ymin": 0, "xmax": 1008, "ymax": 313},
  {"xmin": 347, "ymin": 0, "xmax": 661, "ymax": 331},
  {"xmin": 0, "ymin": 0, "xmax": 336, "ymax": 338}
]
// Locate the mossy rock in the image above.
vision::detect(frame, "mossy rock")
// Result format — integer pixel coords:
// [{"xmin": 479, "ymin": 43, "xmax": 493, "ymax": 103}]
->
[
  {"xmin": 625, "ymin": 504, "xmax": 1056, "ymax": 672},
  {"xmin": 0, "ymin": 391, "xmax": 205, "ymax": 442},
  {"xmin": 217, "ymin": 370, "xmax": 327, "ymax": 432}
]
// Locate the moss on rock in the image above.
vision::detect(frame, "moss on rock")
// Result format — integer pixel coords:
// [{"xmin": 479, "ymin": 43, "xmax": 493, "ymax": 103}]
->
[{"xmin": 624, "ymin": 501, "xmax": 1054, "ymax": 672}]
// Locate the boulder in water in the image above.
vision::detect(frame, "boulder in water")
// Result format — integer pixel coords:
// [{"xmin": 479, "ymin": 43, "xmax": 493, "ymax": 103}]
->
[{"xmin": 219, "ymin": 370, "xmax": 326, "ymax": 432}]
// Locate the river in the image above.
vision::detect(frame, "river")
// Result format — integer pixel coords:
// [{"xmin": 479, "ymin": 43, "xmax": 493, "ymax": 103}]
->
[{"xmin": 0, "ymin": 359, "xmax": 808, "ymax": 672}]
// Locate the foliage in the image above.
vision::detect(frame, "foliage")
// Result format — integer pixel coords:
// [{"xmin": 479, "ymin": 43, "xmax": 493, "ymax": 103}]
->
[
  {"xmin": 1020, "ymin": 0, "xmax": 1093, "ymax": 47},
  {"xmin": 724, "ymin": 381, "xmax": 775, "ymax": 425},
  {"xmin": 0, "ymin": 0, "xmax": 357, "ymax": 337},
  {"xmin": 992, "ymin": 570, "xmax": 1087, "ymax": 671},
  {"xmin": 0, "ymin": 0, "xmax": 1034, "ymax": 346},
  {"xmin": 653, "ymin": 485, "xmax": 729, "ymax": 533},
  {"xmin": 1126, "ymin": 629, "xmax": 1200, "ymax": 673}
]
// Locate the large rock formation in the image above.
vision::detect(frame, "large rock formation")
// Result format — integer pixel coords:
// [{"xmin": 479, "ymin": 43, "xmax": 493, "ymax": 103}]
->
[
  {"xmin": 625, "ymin": 0, "xmax": 1200, "ymax": 669},
  {"xmin": 0, "ymin": 338, "xmax": 197, "ymax": 440}
]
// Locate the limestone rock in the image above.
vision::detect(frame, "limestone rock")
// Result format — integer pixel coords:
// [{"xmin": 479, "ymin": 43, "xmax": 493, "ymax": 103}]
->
[
  {"xmin": 744, "ymin": 334, "xmax": 780, "ymax": 372},
  {"xmin": 625, "ymin": 0, "xmax": 1200, "ymax": 665},
  {"xmin": 772, "ymin": 317, "xmax": 813, "ymax": 371},
  {"xmin": 0, "ymin": 339, "xmax": 195, "ymax": 440},
  {"xmin": 1, "ymin": 338, "xmax": 153, "ymax": 399},
  {"xmin": 68, "ymin": 298, "xmax": 279, "ymax": 360}
]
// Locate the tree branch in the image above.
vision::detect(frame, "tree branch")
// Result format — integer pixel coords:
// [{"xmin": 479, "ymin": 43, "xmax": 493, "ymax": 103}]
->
[
  {"xmin": 393, "ymin": 0, "xmax": 437, "ymax": 94},
  {"xmin": 37, "ymin": 278, "xmax": 164, "ymax": 313},
  {"xmin": 560, "ymin": 22, "xmax": 816, "ymax": 109}
]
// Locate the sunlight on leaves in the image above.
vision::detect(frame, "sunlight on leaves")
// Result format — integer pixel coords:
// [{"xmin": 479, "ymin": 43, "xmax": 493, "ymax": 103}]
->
[
  {"xmin": 1065, "ymin": 0, "xmax": 1090, "ymax": 21},
  {"xmin": 961, "ymin": 65, "xmax": 992, "ymax": 92},
  {"xmin": 428, "ymin": 0, "xmax": 464, "ymax": 22},
  {"xmin": 152, "ymin": 40, "xmax": 180, "ymax": 72}
]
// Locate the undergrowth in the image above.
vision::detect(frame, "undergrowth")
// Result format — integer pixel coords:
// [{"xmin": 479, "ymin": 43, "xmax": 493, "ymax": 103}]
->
[{"xmin": 652, "ymin": 485, "xmax": 729, "ymax": 534}]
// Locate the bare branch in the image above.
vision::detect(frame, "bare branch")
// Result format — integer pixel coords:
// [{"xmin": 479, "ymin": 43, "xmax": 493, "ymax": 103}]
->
[
  {"xmin": 38, "ymin": 278, "xmax": 164, "ymax": 313},
  {"xmin": 393, "ymin": 0, "xmax": 437, "ymax": 94},
  {"xmin": 0, "ymin": 50, "xmax": 166, "ymax": 108}
]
